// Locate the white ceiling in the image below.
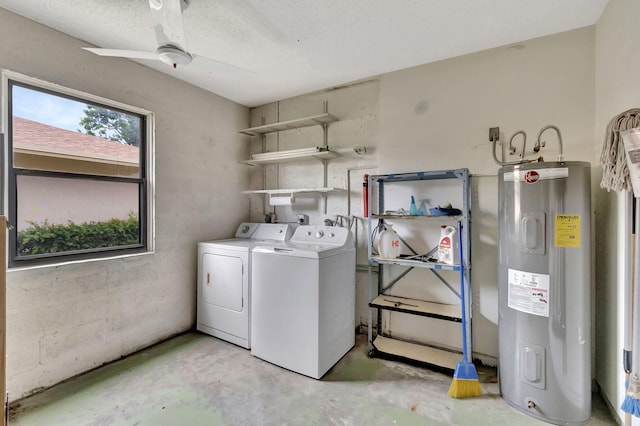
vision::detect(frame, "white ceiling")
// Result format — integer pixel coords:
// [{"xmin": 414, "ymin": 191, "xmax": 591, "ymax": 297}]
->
[{"xmin": 0, "ymin": 0, "xmax": 608, "ymax": 107}]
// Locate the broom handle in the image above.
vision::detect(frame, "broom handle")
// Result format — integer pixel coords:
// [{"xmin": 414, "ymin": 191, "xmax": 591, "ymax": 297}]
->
[
  {"xmin": 625, "ymin": 197, "xmax": 636, "ymax": 426},
  {"xmin": 631, "ymin": 197, "xmax": 640, "ymax": 375},
  {"xmin": 458, "ymin": 220, "xmax": 471, "ymax": 363},
  {"xmin": 624, "ymin": 193, "xmax": 634, "ymax": 373}
]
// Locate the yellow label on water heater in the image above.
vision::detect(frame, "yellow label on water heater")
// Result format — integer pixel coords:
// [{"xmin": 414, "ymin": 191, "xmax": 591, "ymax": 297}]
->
[{"xmin": 555, "ymin": 214, "xmax": 580, "ymax": 247}]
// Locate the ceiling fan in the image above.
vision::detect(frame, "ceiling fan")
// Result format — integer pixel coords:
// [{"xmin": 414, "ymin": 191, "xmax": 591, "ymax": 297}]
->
[{"xmin": 83, "ymin": 0, "xmax": 252, "ymax": 75}]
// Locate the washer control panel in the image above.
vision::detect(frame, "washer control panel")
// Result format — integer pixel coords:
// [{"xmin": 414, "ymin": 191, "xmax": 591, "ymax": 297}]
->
[{"xmin": 292, "ymin": 225, "xmax": 351, "ymax": 246}]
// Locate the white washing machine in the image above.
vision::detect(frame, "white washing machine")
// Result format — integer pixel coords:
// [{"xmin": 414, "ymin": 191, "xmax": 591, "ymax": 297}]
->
[
  {"xmin": 197, "ymin": 222, "xmax": 295, "ymax": 349},
  {"xmin": 250, "ymin": 225, "xmax": 356, "ymax": 379}
]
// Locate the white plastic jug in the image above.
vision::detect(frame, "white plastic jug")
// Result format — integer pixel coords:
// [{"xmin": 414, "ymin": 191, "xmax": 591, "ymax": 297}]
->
[
  {"xmin": 378, "ymin": 225, "xmax": 400, "ymax": 258},
  {"xmin": 437, "ymin": 225, "xmax": 459, "ymax": 265}
]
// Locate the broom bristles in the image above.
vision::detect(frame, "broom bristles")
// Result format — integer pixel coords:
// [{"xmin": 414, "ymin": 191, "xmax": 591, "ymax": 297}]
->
[
  {"xmin": 621, "ymin": 374, "xmax": 640, "ymax": 416},
  {"xmin": 621, "ymin": 395, "xmax": 640, "ymax": 417},
  {"xmin": 448, "ymin": 378, "xmax": 482, "ymax": 398},
  {"xmin": 448, "ymin": 361, "xmax": 482, "ymax": 399}
]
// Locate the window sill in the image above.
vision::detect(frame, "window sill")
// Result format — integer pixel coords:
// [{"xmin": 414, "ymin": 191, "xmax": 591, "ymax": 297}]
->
[{"xmin": 7, "ymin": 250, "xmax": 155, "ymax": 272}]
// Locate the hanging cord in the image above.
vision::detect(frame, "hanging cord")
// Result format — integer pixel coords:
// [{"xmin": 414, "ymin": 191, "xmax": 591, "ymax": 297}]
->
[
  {"xmin": 370, "ymin": 220, "xmax": 383, "ymax": 255},
  {"xmin": 600, "ymin": 108, "xmax": 640, "ymax": 192}
]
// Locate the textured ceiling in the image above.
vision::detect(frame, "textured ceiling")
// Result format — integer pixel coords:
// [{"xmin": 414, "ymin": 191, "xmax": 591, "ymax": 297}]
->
[{"xmin": 0, "ymin": 0, "xmax": 608, "ymax": 107}]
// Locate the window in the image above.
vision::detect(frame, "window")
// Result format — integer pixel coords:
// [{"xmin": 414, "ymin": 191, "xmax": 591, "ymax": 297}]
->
[{"xmin": 3, "ymin": 72, "xmax": 153, "ymax": 267}]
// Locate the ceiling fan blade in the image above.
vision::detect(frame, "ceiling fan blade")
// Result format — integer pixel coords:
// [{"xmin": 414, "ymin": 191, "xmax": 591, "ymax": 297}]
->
[
  {"xmin": 83, "ymin": 47, "xmax": 160, "ymax": 61},
  {"xmin": 149, "ymin": 0, "xmax": 187, "ymax": 51},
  {"xmin": 191, "ymin": 54, "xmax": 256, "ymax": 77}
]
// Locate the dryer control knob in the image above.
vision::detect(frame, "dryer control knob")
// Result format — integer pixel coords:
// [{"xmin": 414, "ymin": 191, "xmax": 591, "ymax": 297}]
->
[
  {"xmin": 329, "ymin": 232, "xmax": 335, "ymax": 238},
  {"xmin": 306, "ymin": 231, "xmax": 312, "ymax": 236},
  {"xmin": 241, "ymin": 225, "xmax": 250, "ymax": 234},
  {"xmin": 316, "ymin": 231, "xmax": 324, "ymax": 238}
]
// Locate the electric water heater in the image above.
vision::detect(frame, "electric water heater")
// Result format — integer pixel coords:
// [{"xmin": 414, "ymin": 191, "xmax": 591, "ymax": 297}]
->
[{"xmin": 498, "ymin": 162, "xmax": 591, "ymax": 425}]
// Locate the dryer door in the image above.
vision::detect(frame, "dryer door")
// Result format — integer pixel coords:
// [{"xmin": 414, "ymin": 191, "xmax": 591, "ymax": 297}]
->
[{"xmin": 202, "ymin": 253, "xmax": 244, "ymax": 312}]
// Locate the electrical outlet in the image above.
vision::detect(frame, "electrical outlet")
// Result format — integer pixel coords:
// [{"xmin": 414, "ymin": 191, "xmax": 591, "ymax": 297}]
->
[
  {"xmin": 489, "ymin": 127, "xmax": 500, "ymax": 141},
  {"xmin": 296, "ymin": 214, "xmax": 308, "ymax": 225},
  {"xmin": 353, "ymin": 146, "xmax": 367, "ymax": 155}
]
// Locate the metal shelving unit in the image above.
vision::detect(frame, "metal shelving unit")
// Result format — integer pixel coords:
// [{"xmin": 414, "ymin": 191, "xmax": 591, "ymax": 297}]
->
[{"xmin": 367, "ymin": 168, "xmax": 472, "ymax": 371}]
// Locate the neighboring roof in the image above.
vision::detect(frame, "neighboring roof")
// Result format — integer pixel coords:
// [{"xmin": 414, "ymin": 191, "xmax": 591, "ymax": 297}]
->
[{"xmin": 12, "ymin": 116, "xmax": 139, "ymax": 165}]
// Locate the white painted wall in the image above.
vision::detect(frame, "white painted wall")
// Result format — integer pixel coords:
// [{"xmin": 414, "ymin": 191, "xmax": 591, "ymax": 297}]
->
[
  {"xmin": 594, "ymin": 0, "xmax": 640, "ymax": 423},
  {"xmin": 0, "ymin": 9, "xmax": 250, "ymax": 400},
  {"xmin": 250, "ymin": 27, "xmax": 596, "ymax": 364}
]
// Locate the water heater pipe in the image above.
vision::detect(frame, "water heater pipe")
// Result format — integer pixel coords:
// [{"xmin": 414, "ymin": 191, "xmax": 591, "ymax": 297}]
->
[
  {"xmin": 536, "ymin": 125, "xmax": 564, "ymax": 161},
  {"xmin": 491, "ymin": 130, "xmax": 529, "ymax": 166},
  {"xmin": 508, "ymin": 130, "xmax": 527, "ymax": 159}
]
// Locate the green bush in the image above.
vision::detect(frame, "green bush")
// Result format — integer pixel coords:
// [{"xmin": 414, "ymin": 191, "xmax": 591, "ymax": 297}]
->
[{"xmin": 17, "ymin": 213, "xmax": 139, "ymax": 256}]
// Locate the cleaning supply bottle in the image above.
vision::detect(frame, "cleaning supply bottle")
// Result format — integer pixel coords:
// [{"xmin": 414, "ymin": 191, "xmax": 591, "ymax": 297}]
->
[
  {"xmin": 378, "ymin": 224, "xmax": 400, "ymax": 258},
  {"xmin": 438, "ymin": 225, "xmax": 460, "ymax": 265},
  {"xmin": 409, "ymin": 196, "xmax": 418, "ymax": 216}
]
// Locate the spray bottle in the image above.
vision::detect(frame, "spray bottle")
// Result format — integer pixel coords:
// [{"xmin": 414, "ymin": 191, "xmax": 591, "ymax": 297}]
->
[{"xmin": 410, "ymin": 196, "xmax": 418, "ymax": 216}]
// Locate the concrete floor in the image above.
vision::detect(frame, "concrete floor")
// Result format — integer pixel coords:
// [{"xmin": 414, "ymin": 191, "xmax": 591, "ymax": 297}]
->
[{"xmin": 9, "ymin": 332, "xmax": 616, "ymax": 426}]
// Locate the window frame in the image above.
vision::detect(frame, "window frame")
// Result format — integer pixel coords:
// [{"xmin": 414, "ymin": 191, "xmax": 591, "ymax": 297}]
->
[{"xmin": 2, "ymin": 71, "xmax": 155, "ymax": 268}]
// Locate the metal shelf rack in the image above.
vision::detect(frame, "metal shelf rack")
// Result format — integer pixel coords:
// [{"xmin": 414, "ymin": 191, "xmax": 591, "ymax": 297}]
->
[{"xmin": 366, "ymin": 168, "xmax": 472, "ymax": 371}]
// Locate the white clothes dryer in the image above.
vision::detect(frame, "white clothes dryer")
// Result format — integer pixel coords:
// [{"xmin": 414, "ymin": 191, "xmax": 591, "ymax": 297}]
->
[
  {"xmin": 250, "ymin": 225, "xmax": 356, "ymax": 379},
  {"xmin": 197, "ymin": 222, "xmax": 294, "ymax": 349}
]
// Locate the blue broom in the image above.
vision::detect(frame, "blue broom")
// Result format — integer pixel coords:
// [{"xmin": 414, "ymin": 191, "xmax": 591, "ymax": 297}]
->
[
  {"xmin": 622, "ymin": 197, "xmax": 640, "ymax": 416},
  {"xmin": 448, "ymin": 222, "xmax": 481, "ymax": 398}
]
